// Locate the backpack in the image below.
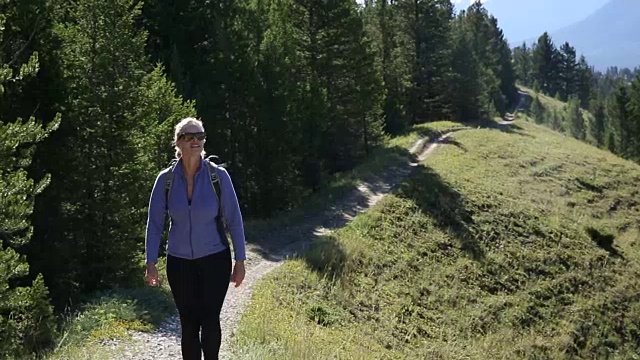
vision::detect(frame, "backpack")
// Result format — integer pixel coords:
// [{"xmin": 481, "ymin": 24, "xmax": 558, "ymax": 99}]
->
[{"xmin": 163, "ymin": 155, "xmax": 230, "ymax": 248}]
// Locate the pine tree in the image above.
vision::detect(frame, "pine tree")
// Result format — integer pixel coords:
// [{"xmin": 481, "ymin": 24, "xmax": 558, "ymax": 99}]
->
[
  {"xmin": 589, "ymin": 97, "xmax": 606, "ymax": 147},
  {"xmin": 543, "ymin": 106, "xmax": 553, "ymax": 125},
  {"xmin": 134, "ymin": 66, "xmax": 196, "ymax": 172},
  {"xmin": 606, "ymin": 131, "xmax": 617, "ymax": 154},
  {"xmin": 365, "ymin": 0, "xmax": 409, "ymax": 134},
  {"xmin": 567, "ymin": 96, "xmax": 586, "ymax": 140},
  {"xmin": 0, "ymin": 26, "xmax": 58, "ymax": 356},
  {"xmin": 558, "ymin": 42, "xmax": 577, "ymax": 101},
  {"xmin": 625, "ymin": 75, "xmax": 640, "ymax": 162},
  {"xmin": 533, "ymin": 79, "xmax": 541, "ymax": 93},
  {"xmin": 0, "ymin": 0, "xmax": 60, "ymax": 127},
  {"xmin": 531, "ymin": 32, "xmax": 560, "ymax": 96},
  {"xmin": 29, "ymin": 0, "xmax": 176, "ymax": 303},
  {"xmin": 131, "ymin": 65, "xmax": 198, "ymax": 219},
  {"xmin": 513, "ymin": 42, "xmax": 532, "ymax": 87},
  {"xmin": 395, "ymin": 0, "xmax": 454, "ymax": 123},
  {"xmin": 530, "ymin": 95, "xmax": 544, "ymax": 123},
  {"xmin": 607, "ymin": 83, "xmax": 631, "ymax": 157},
  {"xmin": 353, "ymin": 33, "xmax": 386, "ymax": 157},
  {"xmin": 286, "ymin": 0, "xmax": 328, "ymax": 190},
  {"xmin": 449, "ymin": 15, "xmax": 481, "ymax": 121},
  {"xmin": 317, "ymin": 0, "xmax": 386, "ymax": 171},
  {"xmin": 144, "ymin": 0, "xmax": 261, "ymax": 202},
  {"xmin": 145, "ymin": 0, "xmax": 385, "ymax": 202},
  {"xmin": 576, "ymin": 55, "xmax": 594, "ymax": 108},
  {"xmin": 457, "ymin": 3, "xmax": 512, "ymax": 117},
  {"xmin": 488, "ymin": 16, "xmax": 517, "ymax": 108},
  {"xmin": 549, "ymin": 108, "xmax": 563, "ymax": 131},
  {"xmin": 233, "ymin": 0, "xmax": 307, "ymax": 214}
]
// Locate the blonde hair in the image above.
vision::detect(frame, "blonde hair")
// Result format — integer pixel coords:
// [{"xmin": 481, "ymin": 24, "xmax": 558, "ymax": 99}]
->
[{"xmin": 173, "ymin": 117, "xmax": 207, "ymax": 159}]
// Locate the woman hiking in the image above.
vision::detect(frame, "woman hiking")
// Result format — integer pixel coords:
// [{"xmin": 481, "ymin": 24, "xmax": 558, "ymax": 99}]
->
[{"xmin": 144, "ymin": 117, "xmax": 246, "ymax": 360}]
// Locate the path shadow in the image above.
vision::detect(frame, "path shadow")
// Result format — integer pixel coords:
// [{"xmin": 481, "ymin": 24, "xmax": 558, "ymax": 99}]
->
[
  {"xmin": 242, "ymin": 125, "xmax": 488, "ymax": 267},
  {"xmin": 396, "ymin": 165, "xmax": 485, "ymax": 261},
  {"xmin": 438, "ymin": 136, "xmax": 468, "ymax": 153},
  {"xmin": 269, "ymin": 161, "xmax": 486, "ymax": 283},
  {"xmin": 477, "ymin": 119, "xmax": 534, "ymax": 138},
  {"xmin": 300, "ymin": 234, "xmax": 347, "ymax": 280},
  {"xmin": 410, "ymin": 128, "xmax": 470, "ymax": 161},
  {"xmin": 243, "ymin": 144, "xmax": 416, "ymax": 263}
]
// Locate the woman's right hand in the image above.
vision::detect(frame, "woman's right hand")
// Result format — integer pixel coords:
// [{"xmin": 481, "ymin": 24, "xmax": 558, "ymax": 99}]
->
[{"xmin": 145, "ymin": 263, "xmax": 159, "ymax": 287}]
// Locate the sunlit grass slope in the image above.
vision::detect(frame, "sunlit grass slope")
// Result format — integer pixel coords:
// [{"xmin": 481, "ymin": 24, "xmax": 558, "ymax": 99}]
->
[
  {"xmin": 234, "ymin": 120, "xmax": 640, "ymax": 360},
  {"xmin": 520, "ymin": 85, "xmax": 595, "ymax": 124}
]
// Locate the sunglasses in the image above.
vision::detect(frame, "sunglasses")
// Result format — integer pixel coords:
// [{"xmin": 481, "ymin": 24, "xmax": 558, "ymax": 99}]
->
[{"xmin": 178, "ymin": 131, "xmax": 206, "ymax": 142}]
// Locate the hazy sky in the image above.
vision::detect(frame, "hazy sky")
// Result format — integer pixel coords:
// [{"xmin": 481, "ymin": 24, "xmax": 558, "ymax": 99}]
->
[
  {"xmin": 353, "ymin": 0, "xmax": 612, "ymax": 45},
  {"xmin": 452, "ymin": 0, "xmax": 610, "ymax": 44}
]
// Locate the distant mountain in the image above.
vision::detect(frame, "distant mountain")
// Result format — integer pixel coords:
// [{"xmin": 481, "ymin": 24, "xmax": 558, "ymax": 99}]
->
[
  {"xmin": 548, "ymin": 0, "xmax": 640, "ymax": 70},
  {"xmin": 454, "ymin": 0, "xmax": 609, "ymax": 47}
]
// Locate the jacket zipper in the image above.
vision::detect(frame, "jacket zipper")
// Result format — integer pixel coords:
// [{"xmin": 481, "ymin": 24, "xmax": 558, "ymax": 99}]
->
[
  {"xmin": 188, "ymin": 172, "xmax": 195, "ymax": 258},
  {"xmin": 189, "ymin": 203, "xmax": 193, "ymax": 258}
]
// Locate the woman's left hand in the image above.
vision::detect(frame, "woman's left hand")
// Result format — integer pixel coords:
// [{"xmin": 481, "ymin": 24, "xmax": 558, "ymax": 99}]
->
[{"xmin": 231, "ymin": 261, "xmax": 245, "ymax": 288}]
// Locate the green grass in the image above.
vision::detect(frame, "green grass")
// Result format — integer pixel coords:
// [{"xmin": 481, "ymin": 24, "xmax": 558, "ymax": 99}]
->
[
  {"xmin": 234, "ymin": 120, "xmax": 640, "ymax": 359},
  {"xmin": 520, "ymin": 86, "xmax": 595, "ymax": 125},
  {"xmin": 44, "ymin": 121, "xmax": 465, "ymax": 359},
  {"xmin": 44, "ymin": 259, "xmax": 174, "ymax": 360}
]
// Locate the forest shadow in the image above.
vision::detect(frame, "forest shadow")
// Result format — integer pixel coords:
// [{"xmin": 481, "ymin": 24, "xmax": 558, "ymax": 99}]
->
[{"xmin": 396, "ymin": 165, "xmax": 485, "ymax": 261}]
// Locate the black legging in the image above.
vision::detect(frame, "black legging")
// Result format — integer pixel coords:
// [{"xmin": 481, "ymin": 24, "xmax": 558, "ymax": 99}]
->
[{"xmin": 166, "ymin": 248, "xmax": 232, "ymax": 360}]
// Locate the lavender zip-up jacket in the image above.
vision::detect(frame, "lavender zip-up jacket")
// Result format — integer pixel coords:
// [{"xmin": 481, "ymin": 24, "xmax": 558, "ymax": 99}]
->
[{"xmin": 145, "ymin": 158, "xmax": 246, "ymax": 264}]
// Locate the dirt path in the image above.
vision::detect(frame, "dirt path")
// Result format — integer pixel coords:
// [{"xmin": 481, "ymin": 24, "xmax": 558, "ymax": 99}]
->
[
  {"xmin": 104, "ymin": 129, "xmax": 468, "ymax": 360},
  {"xmin": 504, "ymin": 89, "xmax": 529, "ymax": 121}
]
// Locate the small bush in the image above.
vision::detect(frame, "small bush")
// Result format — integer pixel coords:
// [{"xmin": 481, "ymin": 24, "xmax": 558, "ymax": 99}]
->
[{"xmin": 0, "ymin": 262, "xmax": 56, "ymax": 359}]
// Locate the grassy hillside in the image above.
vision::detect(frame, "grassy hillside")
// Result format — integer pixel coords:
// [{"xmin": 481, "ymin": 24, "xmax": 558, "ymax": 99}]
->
[
  {"xmin": 233, "ymin": 120, "xmax": 640, "ymax": 359},
  {"xmin": 520, "ymin": 85, "xmax": 595, "ymax": 123},
  {"xmin": 519, "ymin": 86, "xmax": 564, "ymax": 111}
]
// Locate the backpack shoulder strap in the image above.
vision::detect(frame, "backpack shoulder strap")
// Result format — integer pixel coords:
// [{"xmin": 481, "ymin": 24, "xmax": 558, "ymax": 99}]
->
[
  {"xmin": 164, "ymin": 159, "xmax": 179, "ymax": 213},
  {"xmin": 206, "ymin": 158, "xmax": 231, "ymax": 248},
  {"xmin": 205, "ymin": 158, "xmax": 222, "ymax": 218}
]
